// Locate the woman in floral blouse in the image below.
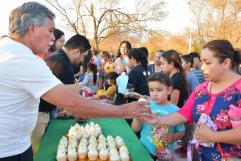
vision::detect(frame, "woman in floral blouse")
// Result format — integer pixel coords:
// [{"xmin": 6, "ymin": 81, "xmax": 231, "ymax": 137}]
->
[{"xmin": 140, "ymin": 40, "xmax": 241, "ymax": 160}]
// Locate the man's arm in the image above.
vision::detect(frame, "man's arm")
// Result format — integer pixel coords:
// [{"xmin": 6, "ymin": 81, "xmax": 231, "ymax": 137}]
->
[
  {"xmin": 66, "ymin": 84, "xmax": 79, "ymax": 95},
  {"xmin": 41, "ymin": 84, "xmax": 150, "ymax": 118}
]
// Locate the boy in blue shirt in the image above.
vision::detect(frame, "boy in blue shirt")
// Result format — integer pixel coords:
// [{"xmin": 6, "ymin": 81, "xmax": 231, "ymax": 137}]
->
[{"xmin": 132, "ymin": 72, "xmax": 185, "ymax": 161}]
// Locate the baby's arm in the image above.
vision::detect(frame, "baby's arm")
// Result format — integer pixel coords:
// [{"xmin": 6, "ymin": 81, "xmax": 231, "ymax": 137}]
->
[{"xmin": 131, "ymin": 118, "xmax": 142, "ymax": 132}]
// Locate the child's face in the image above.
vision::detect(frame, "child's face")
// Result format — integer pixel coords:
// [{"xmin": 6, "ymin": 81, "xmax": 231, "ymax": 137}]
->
[
  {"xmin": 102, "ymin": 56, "xmax": 108, "ymax": 62},
  {"xmin": 86, "ymin": 67, "xmax": 90, "ymax": 72},
  {"xmin": 193, "ymin": 57, "xmax": 201, "ymax": 68},
  {"xmin": 120, "ymin": 43, "xmax": 128, "ymax": 56},
  {"xmin": 181, "ymin": 58, "xmax": 190, "ymax": 71},
  {"xmin": 55, "ymin": 35, "xmax": 65, "ymax": 50},
  {"xmin": 154, "ymin": 52, "xmax": 162, "ymax": 65},
  {"xmin": 107, "ymin": 58, "xmax": 113, "ymax": 63},
  {"xmin": 107, "ymin": 79, "xmax": 114, "ymax": 85},
  {"xmin": 160, "ymin": 58, "xmax": 172, "ymax": 74},
  {"xmin": 128, "ymin": 57, "xmax": 135, "ymax": 68},
  {"xmin": 148, "ymin": 81, "xmax": 171, "ymax": 104}
]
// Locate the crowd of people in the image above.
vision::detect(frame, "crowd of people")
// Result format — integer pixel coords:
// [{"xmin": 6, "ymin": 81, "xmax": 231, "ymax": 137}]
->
[{"xmin": 0, "ymin": 2, "xmax": 241, "ymax": 161}]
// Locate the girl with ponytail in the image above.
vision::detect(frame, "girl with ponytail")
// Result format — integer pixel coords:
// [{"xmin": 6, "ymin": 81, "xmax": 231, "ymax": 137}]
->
[
  {"xmin": 160, "ymin": 50, "xmax": 188, "ymax": 108},
  {"xmin": 160, "ymin": 50, "xmax": 189, "ymax": 155},
  {"xmin": 127, "ymin": 47, "xmax": 151, "ymax": 98}
]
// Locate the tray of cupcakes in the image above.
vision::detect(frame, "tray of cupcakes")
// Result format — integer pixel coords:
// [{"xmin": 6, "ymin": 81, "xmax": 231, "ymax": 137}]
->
[{"xmin": 56, "ymin": 122, "xmax": 130, "ymax": 161}]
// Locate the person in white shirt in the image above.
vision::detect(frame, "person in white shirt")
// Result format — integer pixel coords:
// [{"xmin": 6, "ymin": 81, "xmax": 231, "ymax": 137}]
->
[{"xmin": 0, "ymin": 2, "xmax": 149, "ymax": 161}]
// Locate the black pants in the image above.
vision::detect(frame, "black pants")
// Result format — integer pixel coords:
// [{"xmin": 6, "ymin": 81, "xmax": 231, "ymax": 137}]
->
[{"xmin": 0, "ymin": 146, "xmax": 33, "ymax": 161}]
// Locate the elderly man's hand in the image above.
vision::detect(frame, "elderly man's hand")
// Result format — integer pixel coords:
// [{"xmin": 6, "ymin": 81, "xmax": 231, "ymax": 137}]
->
[
  {"xmin": 119, "ymin": 101, "xmax": 151, "ymax": 119},
  {"xmin": 73, "ymin": 113, "xmax": 87, "ymax": 123}
]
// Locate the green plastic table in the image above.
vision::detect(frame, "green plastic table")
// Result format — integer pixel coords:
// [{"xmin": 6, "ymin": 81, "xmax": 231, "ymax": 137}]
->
[{"xmin": 34, "ymin": 118, "xmax": 153, "ymax": 161}]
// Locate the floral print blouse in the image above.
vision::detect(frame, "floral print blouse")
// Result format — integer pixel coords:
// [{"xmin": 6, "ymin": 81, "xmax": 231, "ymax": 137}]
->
[{"xmin": 178, "ymin": 79, "xmax": 241, "ymax": 161}]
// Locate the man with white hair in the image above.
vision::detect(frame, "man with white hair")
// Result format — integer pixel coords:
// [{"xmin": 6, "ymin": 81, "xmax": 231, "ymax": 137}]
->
[{"xmin": 0, "ymin": 2, "xmax": 149, "ymax": 161}]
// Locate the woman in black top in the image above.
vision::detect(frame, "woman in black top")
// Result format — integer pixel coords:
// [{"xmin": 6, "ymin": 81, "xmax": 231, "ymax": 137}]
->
[
  {"xmin": 160, "ymin": 50, "xmax": 189, "ymax": 156},
  {"xmin": 127, "ymin": 47, "xmax": 151, "ymax": 98},
  {"xmin": 160, "ymin": 50, "xmax": 188, "ymax": 108},
  {"xmin": 126, "ymin": 47, "xmax": 150, "ymax": 128}
]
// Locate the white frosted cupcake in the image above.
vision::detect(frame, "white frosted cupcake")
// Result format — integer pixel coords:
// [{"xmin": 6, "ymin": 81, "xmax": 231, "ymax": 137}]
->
[
  {"xmin": 59, "ymin": 136, "xmax": 68, "ymax": 147},
  {"xmin": 88, "ymin": 149, "xmax": 98, "ymax": 161},
  {"xmin": 89, "ymin": 141, "xmax": 97, "ymax": 147},
  {"xmin": 99, "ymin": 139, "xmax": 106, "ymax": 145},
  {"xmin": 115, "ymin": 136, "xmax": 122, "ymax": 141},
  {"xmin": 69, "ymin": 139, "xmax": 78, "ymax": 148},
  {"xmin": 115, "ymin": 136, "xmax": 124, "ymax": 149},
  {"xmin": 56, "ymin": 148, "xmax": 67, "ymax": 161},
  {"xmin": 80, "ymin": 137, "xmax": 88, "ymax": 145},
  {"xmin": 89, "ymin": 136, "xmax": 97, "ymax": 142},
  {"xmin": 85, "ymin": 125, "xmax": 91, "ymax": 138},
  {"xmin": 109, "ymin": 148, "xmax": 118, "ymax": 155},
  {"xmin": 77, "ymin": 146, "xmax": 87, "ymax": 159},
  {"xmin": 73, "ymin": 123, "xmax": 81, "ymax": 129},
  {"xmin": 90, "ymin": 121, "xmax": 95, "ymax": 127},
  {"xmin": 95, "ymin": 123, "xmax": 101, "ymax": 129},
  {"xmin": 99, "ymin": 148, "xmax": 108, "ymax": 160},
  {"xmin": 73, "ymin": 123, "xmax": 82, "ymax": 139},
  {"xmin": 79, "ymin": 126, "xmax": 87, "ymax": 138},
  {"xmin": 107, "ymin": 135, "xmax": 114, "ymax": 142},
  {"xmin": 95, "ymin": 124, "xmax": 102, "ymax": 136},
  {"xmin": 67, "ymin": 149, "xmax": 77, "ymax": 161},
  {"xmin": 109, "ymin": 152, "xmax": 120, "ymax": 161},
  {"xmin": 108, "ymin": 142, "xmax": 116, "ymax": 149},
  {"xmin": 85, "ymin": 124, "xmax": 90, "ymax": 129},
  {"xmin": 89, "ymin": 140, "xmax": 97, "ymax": 145},
  {"xmin": 107, "ymin": 139, "xmax": 115, "ymax": 146},
  {"xmin": 120, "ymin": 152, "xmax": 129, "ymax": 161},
  {"xmin": 138, "ymin": 97, "xmax": 146, "ymax": 102},
  {"xmin": 68, "ymin": 126, "xmax": 79, "ymax": 140},
  {"xmin": 78, "ymin": 142, "xmax": 87, "ymax": 149},
  {"xmin": 56, "ymin": 155, "xmax": 67, "ymax": 161},
  {"xmin": 119, "ymin": 145, "xmax": 128, "ymax": 154},
  {"xmin": 98, "ymin": 134, "xmax": 106, "ymax": 142},
  {"xmin": 88, "ymin": 144, "xmax": 97, "ymax": 151},
  {"xmin": 88, "ymin": 126, "xmax": 95, "ymax": 136},
  {"xmin": 58, "ymin": 144, "xmax": 67, "ymax": 152},
  {"xmin": 98, "ymin": 142, "xmax": 107, "ymax": 151},
  {"xmin": 108, "ymin": 139, "xmax": 115, "ymax": 145}
]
